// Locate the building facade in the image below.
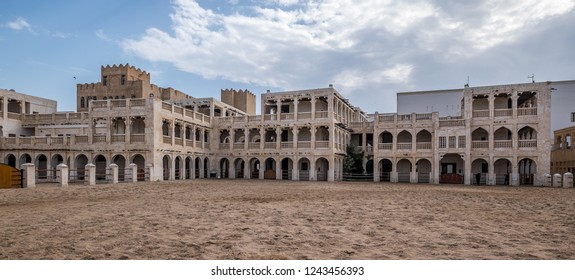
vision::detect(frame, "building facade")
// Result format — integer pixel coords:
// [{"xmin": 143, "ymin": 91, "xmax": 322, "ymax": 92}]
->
[
  {"xmin": 0, "ymin": 64, "xmax": 557, "ymax": 186},
  {"xmin": 551, "ymin": 126, "xmax": 574, "ymax": 174}
]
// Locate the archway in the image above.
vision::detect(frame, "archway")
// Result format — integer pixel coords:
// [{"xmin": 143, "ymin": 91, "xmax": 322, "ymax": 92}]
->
[
  {"xmin": 264, "ymin": 158, "xmax": 276, "ymax": 179},
  {"xmin": 50, "ymin": 154, "xmax": 64, "ymax": 179},
  {"xmin": 220, "ymin": 158, "xmax": 230, "ymax": 178},
  {"xmin": 397, "ymin": 131, "xmax": 412, "ymax": 150},
  {"xmin": 298, "ymin": 157, "xmax": 310, "ymax": 181},
  {"xmin": 379, "ymin": 131, "xmax": 393, "ymax": 150},
  {"xmin": 112, "ymin": 154, "xmax": 126, "ymax": 181},
  {"xmin": 195, "ymin": 157, "xmax": 201, "ymax": 178},
  {"xmin": 162, "ymin": 155, "xmax": 171, "ymax": 180},
  {"xmin": 416, "ymin": 130, "xmax": 432, "ymax": 150},
  {"xmin": 75, "ymin": 154, "xmax": 88, "ymax": 181},
  {"xmin": 249, "ymin": 158, "xmax": 260, "ymax": 179},
  {"xmin": 416, "ymin": 159, "xmax": 431, "ymax": 183},
  {"xmin": 132, "ymin": 154, "xmax": 146, "ymax": 181},
  {"xmin": 366, "ymin": 159, "xmax": 374, "ymax": 175},
  {"xmin": 494, "ymin": 158, "xmax": 511, "ymax": 185},
  {"xmin": 19, "ymin": 153, "xmax": 32, "ymax": 166},
  {"xmin": 5, "ymin": 154, "xmax": 16, "ymax": 168},
  {"xmin": 185, "ymin": 157, "xmax": 192, "ymax": 179},
  {"xmin": 281, "ymin": 158, "xmax": 293, "ymax": 180},
  {"xmin": 519, "ymin": 158, "xmax": 536, "ymax": 185},
  {"xmin": 316, "ymin": 157, "xmax": 329, "ymax": 181},
  {"xmin": 471, "ymin": 158, "xmax": 488, "ymax": 185},
  {"xmin": 175, "ymin": 156, "xmax": 182, "ymax": 180},
  {"xmin": 379, "ymin": 159, "xmax": 392, "ymax": 182},
  {"xmin": 397, "ymin": 159, "xmax": 412, "ymax": 183},
  {"xmin": 439, "ymin": 154, "xmax": 464, "ymax": 184},
  {"xmin": 94, "ymin": 155, "xmax": 107, "ymax": 181},
  {"xmin": 234, "ymin": 158, "xmax": 245, "ymax": 178},
  {"xmin": 36, "ymin": 154, "xmax": 48, "ymax": 180}
]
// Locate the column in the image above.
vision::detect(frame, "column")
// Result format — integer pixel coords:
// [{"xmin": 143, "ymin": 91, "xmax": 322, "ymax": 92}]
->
[
  {"xmin": 464, "ymin": 155, "xmax": 471, "ymax": 185},
  {"xmin": 311, "ymin": 126, "xmax": 316, "ymax": 149},
  {"xmin": 276, "ymin": 158, "xmax": 282, "ymax": 180},
  {"xmin": 276, "ymin": 127, "xmax": 282, "ymax": 150},
  {"xmin": 125, "ymin": 117, "xmax": 131, "ymax": 144},
  {"xmin": 292, "ymin": 127, "xmax": 298, "ymax": 149},
  {"xmin": 86, "ymin": 163, "xmax": 96, "ymax": 186},
  {"xmin": 311, "ymin": 97, "xmax": 316, "ymax": 120},
  {"xmin": 259, "ymin": 127, "xmax": 265, "ymax": 150},
  {"xmin": 146, "ymin": 164, "xmax": 155, "ymax": 181},
  {"xmin": 276, "ymin": 99, "xmax": 282, "ymax": 121},
  {"xmin": 57, "ymin": 163, "xmax": 68, "ymax": 187},
  {"xmin": 229, "ymin": 129, "xmax": 235, "ymax": 150},
  {"xmin": 192, "ymin": 126, "xmax": 197, "ymax": 148},
  {"xmin": 200, "ymin": 129, "xmax": 205, "ymax": 149},
  {"xmin": 244, "ymin": 161, "xmax": 250, "ymax": 180},
  {"xmin": 110, "ymin": 163, "xmax": 119, "ymax": 184},
  {"xmin": 510, "ymin": 159, "xmax": 519, "ymax": 186},
  {"xmin": 374, "ymin": 158, "xmax": 380, "ymax": 182},
  {"xmin": 487, "ymin": 157, "xmax": 495, "ymax": 185},
  {"xmin": 230, "ymin": 161, "xmax": 236, "ymax": 179},
  {"xmin": 171, "ymin": 121, "xmax": 175, "ymax": 146},
  {"xmin": 22, "ymin": 163, "xmax": 36, "ymax": 188},
  {"xmin": 293, "ymin": 98, "xmax": 299, "ymax": 121},
  {"xmin": 244, "ymin": 129, "xmax": 249, "ymax": 150},
  {"xmin": 129, "ymin": 163, "xmax": 138, "ymax": 183},
  {"xmin": 391, "ymin": 159, "xmax": 398, "ymax": 183},
  {"xmin": 310, "ymin": 159, "xmax": 316, "ymax": 181}
]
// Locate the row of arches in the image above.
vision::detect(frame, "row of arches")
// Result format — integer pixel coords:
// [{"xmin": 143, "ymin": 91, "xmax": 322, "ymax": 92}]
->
[
  {"xmin": 377, "ymin": 126, "xmax": 537, "ymax": 144},
  {"xmin": 218, "ymin": 157, "xmax": 330, "ymax": 181}
]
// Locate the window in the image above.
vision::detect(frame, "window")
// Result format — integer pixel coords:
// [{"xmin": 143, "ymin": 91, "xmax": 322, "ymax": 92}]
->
[
  {"xmin": 458, "ymin": 136, "xmax": 466, "ymax": 148},
  {"xmin": 121, "ymin": 75, "xmax": 126, "ymax": 85},
  {"xmin": 571, "ymin": 112, "xmax": 575, "ymax": 122},
  {"xmin": 103, "ymin": 76, "xmax": 108, "ymax": 86},
  {"xmin": 567, "ymin": 134, "xmax": 572, "ymax": 149},
  {"xmin": 80, "ymin": 97, "xmax": 85, "ymax": 108},
  {"xmin": 439, "ymin": 136, "xmax": 446, "ymax": 149},
  {"xmin": 449, "ymin": 136, "xmax": 456, "ymax": 148}
]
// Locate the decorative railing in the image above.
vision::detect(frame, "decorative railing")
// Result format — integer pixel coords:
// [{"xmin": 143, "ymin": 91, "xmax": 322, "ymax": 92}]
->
[
  {"xmin": 248, "ymin": 116, "xmax": 261, "ymax": 122},
  {"xmin": 472, "ymin": 141, "xmax": 488, "ymax": 149},
  {"xmin": 161, "ymin": 102, "xmax": 172, "ymax": 111},
  {"xmin": 130, "ymin": 99, "xmax": 146, "ymax": 107},
  {"xmin": 298, "ymin": 112, "xmax": 312, "ymax": 119},
  {"xmin": 416, "ymin": 142, "xmax": 432, "ymax": 150},
  {"xmin": 7, "ymin": 112, "xmax": 20, "ymax": 120},
  {"xmin": 518, "ymin": 107, "xmax": 537, "ymax": 116},
  {"xmin": 472, "ymin": 110, "xmax": 489, "ymax": 118},
  {"xmin": 439, "ymin": 119, "xmax": 465, "ymax": 127},
  {"xmin": 249, "ymin": 142, "xmax": 260, "ymax": 149},
  {"xmin": 397, "ymin": 114, "xmax": 411, "ymax": 122},
  {"xmin": 219, "ymin": 143, "xmax": 229, "ymax": 149},
  {"xmin": 234, "ymin": 143, "xmax": 244, "ymax": 150},
  {"xmin": 315, "ymin": 141, "xmax": 329, "ymax": 149},
  {"xmin": 280, "ymin": 142, "xmax": 293, "ymax": 149},
  {"xmin": 397, "ymin": 143, "xmax": 412, "ymax": 150},
  {"xmin": 494, "ymin": 109, "xmax": 512, "ymax": 117},
  {"xmin": 110, "ymin": 99, "xmax": 126, "ymax": 108},
  {"xmin": 186, "ymin": 139, "xmax": 194, "ymax": 147},
  {"xmin": 280, "ymin": 113, "xmax": 294, "ymax": 120},
  {"xmin": 494, "ymin": 140, "xmax": 512, "ymax": 148},
  {"xmin": 315, "ymin": 111, "xmax": 328, "ymax": 119},
  {"xmin": 111, "ymin": 135, "xmax": 125, "ymax": 143},
  {"xmin": 264, "ymin": 142, "xmax": 276, "ymax": 149},
  {"xmin": 174, "ymin": 138, "xmax": 183, "ymax": 146},
  {"xmin": 298, "ymin": 141, "xmax": 311, "ymax": 148},
  {"xmin": 93, "ymin": 135, "xmax": 106, "ymax": 143},
  {"xmin": 162, "ymin": 136, "xmax": 171, "ymax": 144},
  {"xmin": 378, "ymin": 115, "xmax": 395, "ymax": 122},
  {"xmin": 174, "ymin": 106, "xmax": 183, "ymax": 115},
  {"xmin": 378, "ymin": 143, "xmax": 392, "ymax": 150},
  {"xmin": 519, "ymin": 139, "xmax": 537, "ymax": 148},
  {"xmin": 131, "ymin": 134, "xmax": 145, "ymax": 143},
  {"xmin": 76, "ymin": 135, "xmax": 89, "ymax": 143},
  {"xmin": 415, "ymin": 113, "xmax": 432, "ymax": 120}
]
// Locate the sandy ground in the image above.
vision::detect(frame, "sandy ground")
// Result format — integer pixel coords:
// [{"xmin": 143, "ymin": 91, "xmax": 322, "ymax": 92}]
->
[{"xmin": 0, "ymin": 180, "xmax": 573, "ymax": 260}]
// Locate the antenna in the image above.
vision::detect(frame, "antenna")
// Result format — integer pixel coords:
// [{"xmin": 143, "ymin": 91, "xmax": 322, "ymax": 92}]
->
[
  {"xmin": 464, "ymin": 76, "xmax": 470, "ymax": 88},
  {"xmin": 528, "ymin": 73, "xmax": 535, "ymax": 83}
]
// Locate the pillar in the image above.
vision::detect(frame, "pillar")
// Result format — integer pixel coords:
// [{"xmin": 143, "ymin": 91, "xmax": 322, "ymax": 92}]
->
[
  {"xmin": 243, "ymin": 161, "xmax": 250, "ymax": 180},
  {"xmin": 22, "ymin": 163, "xmax": 35, "ymax": 188},
  {"xmin": 310, "ymin": 159, "xmax": 316, "ymax": 181},
  {"xmin": 147, "ymin": 164, "xmax": 155, "ymax": 181},
  {"xmin": 276, "ymin": 127, "xmax": 282, "ymax": 150},
  {"xmin": 464, "ymin": 156, "xmax": 471, "ymax": 185},
  {"xmin": 57, "ymin": 163, "xmax": 68, "ymax": 187},
  {"xmin": 487, "ymin": 158, "xmax": 495, "ymax": 185},
  {"xmin": 276, "ymin": 159, "xmax": 282, "ymax": 180},
  {"xmin": 110, "ymin": 163, "xmax": 119, "ymax": 184},
  {"xmin": 129, "ymin": 163, "xmax": 138, "ymax": 183},
  {"xmin": 391, "ymin": 160, "xmax": 398, "ymax": 183},
  {"xmin": 86, "ymin": 163, "xmax": 96, "ymax": 186},
  {"xmin": 510, "ymin": 163, "xmax": 519, "ymax": 186},
  {"xmin": 373, "ymin": 158, "xmax": 380, "ymax": 182},
  {"xmin": 293, "ymin": 98, "xmax": 299, "ymax": 121}
]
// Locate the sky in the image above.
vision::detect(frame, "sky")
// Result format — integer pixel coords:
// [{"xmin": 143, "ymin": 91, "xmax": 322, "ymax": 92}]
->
[{"xmin": 1, "ymin": 0, "xmax": 574, "ymax": 114}]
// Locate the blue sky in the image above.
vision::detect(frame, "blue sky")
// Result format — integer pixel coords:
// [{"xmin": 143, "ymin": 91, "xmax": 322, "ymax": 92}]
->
[{"xmin": 1, "ymin": 0, "xmax": 574, "ymax": 113}]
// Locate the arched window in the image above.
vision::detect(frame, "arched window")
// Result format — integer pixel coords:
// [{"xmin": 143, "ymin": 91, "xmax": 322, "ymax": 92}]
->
[{"xmin": 80, "ymin": 97, "xmax": 85, "ymax": 108}]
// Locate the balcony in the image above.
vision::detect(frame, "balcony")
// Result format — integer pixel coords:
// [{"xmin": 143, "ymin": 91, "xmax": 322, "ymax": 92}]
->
[
  {"xmin": 111, "ymin": 134, "xmax": 125, "ymax": 143},
  {"xmin": 264, "ymin": 142, "xmax": 276, "ymax": 149},
  {"xmin": 494, "ymin": 109, "xmax": 512, "ymax": 117},
  {"xmin": 518, "ymin": 107, "xmax": 537, "ymax": 116},
  {"xmin": 219, "ymin": 143, "xmax": 229, "ymax": 150},
  {"xmin": 519, "ymin": 140, "xmax": 537, "ymax": 148},
  {"xmin": 416, "ymin": 142, "xmax": 432, "ymax": 150},
  {"xmin": 472, "ymin": 141, "xmax": 488, "ymax": 149},
  {"xmin": 280, "ymin": 142, "xmax": 293, "ymax": 149},
  {"xmin": 378, "ymin": 143, "xmax": 392, "ymax": 150},
  {"xmin": 248, "ymin": 142, "xmax": 260, "ymax": 149},
  {"xmin": 472, "ymin": 110, "xmax": 489, "ymax": 118},
  {"xmin": 494, "ymin": 140, "xmax": 512, "ymax": 148},
  {"xmin": 280, "ymin": 113, "xmax": 294, "ymax": 120},
  {"xmin": 93, "ymin": 135, "xmax": 106, "ymax": 143},
  {"xmin": 298, "ymin": 141, "xmax": 311, "ymax": 148},
  {"xmin": 76, "ymin": 135, "xmax": 89, "ymax": 143},
  {"xmin": 131, "ymin": 134, "xmax": 145, "ymax": 143},
  {"xmin": 396, "ymin": 143, "xmax": 412, "ymax": 150},
  {"xmin": 234, "ymin": 143, "xmax": 245, "ymax": 150},
  {"xmin": 186, "ymin": 139, "xmax": 194, "ymax": 147},
  {"xmin": 174, "ymin": 138, "xmax": 183, "ymax": 146},
  {"xmin": 298, "ymin": 112, "xmax": 312, "ymax": 120},
  {"xmin": 162, "ymin": 136, "xmax": 171, "ymax": 144},
  {"xmin": 315, "ymin": 111, "xmax": 328, "ymax": 119},
  {"xmin": 316, "ymin": 141, "xmax": 329, "ymax": 149}
]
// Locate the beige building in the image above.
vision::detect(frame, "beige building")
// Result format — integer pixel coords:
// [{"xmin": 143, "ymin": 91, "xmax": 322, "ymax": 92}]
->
[{"xmin": 0, "ymin": 64, "xmax": 557, "ymax": 186}]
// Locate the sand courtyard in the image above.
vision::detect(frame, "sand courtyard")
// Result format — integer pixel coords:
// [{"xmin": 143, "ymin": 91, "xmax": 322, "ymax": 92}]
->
[{"xmin": 0, "ymin": 180, "xmax": 573, "ymax": 260}]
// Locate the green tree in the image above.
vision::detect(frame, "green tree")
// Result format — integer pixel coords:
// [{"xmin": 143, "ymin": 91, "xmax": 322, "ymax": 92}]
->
[{"xmin": 343, "ymin": 144, "xmax": 364, "ymax": 174}]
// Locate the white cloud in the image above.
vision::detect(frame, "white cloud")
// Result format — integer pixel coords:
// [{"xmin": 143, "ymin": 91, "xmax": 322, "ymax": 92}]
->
[
  {"xmin": 95, "ymin": 29, "xmax": 112, "ymax": 42},
  {"xmin": 5, "ymin": 17, "xmax": 32, "ymax": 31},
  {"xmin": 121, "ymin": 0, "xmax": 575, "ymax": 105}
]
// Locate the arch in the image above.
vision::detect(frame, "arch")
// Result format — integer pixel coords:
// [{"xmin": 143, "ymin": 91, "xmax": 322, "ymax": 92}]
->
[
  {"xmin": 249, "ymin": 158, "xmax": 260, "ymax": 179},
  {"xmin": 264, "ymin": 158, "xmax": 276, "ymax": 179},
  {"xmin": 131, "ymin": 154, "xmax": 146, "ymax": 181},
  {"xmin": 316, "ymin": 157, "xmax": 329, "ymax": 181},
  {"xmin": 5, "ymin": 154, "xmax": 16, "ymax": 168},
  {"xmin": 112, "ymin": 154, "xmax": 126, "ymax": 181},
  {"xmin": 494, "ymin": 158, "xmax": 511, "ymax": 185},
  {"xmin": 397, "ymin": 130, "xmax": 412, "ymax": 143},
  {"xmin": 472, "ymin": 96, "xmax": 489, "ymax": 111},
  {"xmin": 162, "ymin": 155, "xmax": 171, "ymax": 180},
  {"xmin": 471, "ymin": 127, "xmax": 489, "ymax": 141},
  {"xmin": 94, "ymin": 155, "xmax": 107, "ymax": 181},
  {"xmin": 396, "ymin": 159, "xmax": 412, "ymax": 183},
  {"xmin": 298, "ymin": 157, "xmax": 310, "ymax": 181},
  {"xmin": 194, "ymin": 157, "xmax": 201, "ymax": 178},
  {"xmin": 220, "ymin": 158, "xmax": 230, "ymax": 178},
  {"xmin": 518, "ymin": 126, "xmax": 537, "ymax": 140},
  {"xmin": 518, "ymin": 158, "xmax": 536, "ymax": 185},
  {"xmin": 365, "ymin": 159, "xmax": 374, "ymax": 175},
  {"xmin": 203, "ymin": 158, "xmax": 210, "ymax": 178},
  {"xmin": 379, "ymin": 159, "xmax": 392, "ymax": 182},
  {"xmin": 471, "ymin": 158, "xmax": 488, "ymax": 185},
  {"xmin": 51, "ymin": 154, "xmax": 64, "ymax": 180},
  {"xmin": 234, "ymin": 158, "xmax": 245, "ymax": 179},
  {"xmin": 416, "ymin": 158, "xmax": 432, "ymax": 183},
  {"xmin": 439, "ymin": 153, "xmax": 464, "ymax": 184},
  {"xmin": 131, "ymin": 117, "xmax": 145, "ymax": 134},
  {"xmin": 75, "ymin": 154, "xmax": 89, "ymax": 180},
  {"xmin": 174, "ymin": 156, "xmax": 183, "ymax": 180},
  {"xmin": 281, "ymin": 158, "xmax": 293, "ymax": 180},
  {"xmin": 416, "ymin": 130, "xmax": 432, "ymax": 142},
  {"xmin": 19, "ymin": 153, "xmax": 32, "ymax": 166},
  {"xmin": 36, "ymin": 154, "xmax": 48, "ymax": 180},
  {"xmin": 112, "ymin": 118, "xmax": 126, "ymax": 134}
]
